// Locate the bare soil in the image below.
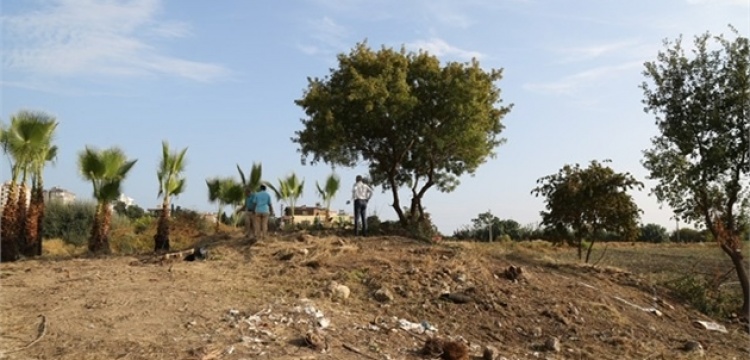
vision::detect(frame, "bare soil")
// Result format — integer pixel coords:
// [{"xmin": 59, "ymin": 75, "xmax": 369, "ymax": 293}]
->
[{"xmin": 1, "ymin": 234, "xmax": 748, "ymax": 360}]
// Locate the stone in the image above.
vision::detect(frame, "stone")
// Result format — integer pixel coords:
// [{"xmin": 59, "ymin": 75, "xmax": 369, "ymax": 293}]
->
[
  {"xmin": 544, "ymin": 337, "xmax": 561, "ymax": 352},
  {"xmin": 483, "ymin": 345, "xmax": 499, "ymax": 360},
  {"xmin": 373, "ymin": 288, "xmax": 394, "ymax": 303}
]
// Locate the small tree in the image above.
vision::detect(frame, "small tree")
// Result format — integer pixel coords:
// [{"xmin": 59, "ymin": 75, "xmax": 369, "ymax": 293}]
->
[
  {"xmin": 154, "ymin": 141, "xmax": 187, "ymax": 252},
  {"xmin": 316, "ymin": 173, "xmax": 340, "ymax": 224},
  {"xmin": 267, "ymin": 173, "xmax": 304, "ymax": 223},
  {"xmin": 78, "ymin": 146, "xmax": 137, "ymax": 254},
  {"xmin": 641, "ymin": 27, "xmax": 749, "ymax": 317},
  {"xmin": 206, "ymin": 177, "xmax": 243, "ymax": 231},
  {"xmin": 532, "ymin": 160, "xmax": 643, "ymax": 262},
  {"xmin": 639, "ymin": 223, "xmax": 669, "ymax": 243},
  {"xmin": 237, "ymin": 162, "xmax": 263, "ymax": 193}
]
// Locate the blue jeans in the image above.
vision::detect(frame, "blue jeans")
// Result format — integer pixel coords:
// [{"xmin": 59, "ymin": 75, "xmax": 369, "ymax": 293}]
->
[{"xmin": 353, "ymin": 199, "xmax": 368, "ymax": 236}]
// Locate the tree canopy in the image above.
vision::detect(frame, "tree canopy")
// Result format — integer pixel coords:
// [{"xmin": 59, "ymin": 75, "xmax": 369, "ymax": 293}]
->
[
  {"xmin": 640, "ymin": 26, "xmax": 749, "ymax": 317},
  {"xmin": 294, "ymin": 42, "xmax": 512, "ymax": 224},
  {"xmin": 532, "ymin": 160, "xmax": 643, "ymax": 262}
]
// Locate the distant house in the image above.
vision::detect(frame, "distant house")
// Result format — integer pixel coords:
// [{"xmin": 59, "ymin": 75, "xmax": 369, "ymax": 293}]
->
[
  {"xmin": 284, "ymin": 204, "xmax": 353, "ymax": 226},
  {"xmin": 44, "ymin": 186, "xmax": 76, "ymax": 205}
]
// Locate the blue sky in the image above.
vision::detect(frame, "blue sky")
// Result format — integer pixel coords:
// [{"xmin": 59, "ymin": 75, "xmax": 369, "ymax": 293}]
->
[{"xmin": 2, "ymin": 0, "xmax": 748, "ymax": 234}]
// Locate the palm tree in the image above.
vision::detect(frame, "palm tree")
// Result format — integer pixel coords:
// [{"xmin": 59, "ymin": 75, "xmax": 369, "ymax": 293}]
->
[
  {"xmin": 78, "ymin": 146, "xmax": 137, "ymax": 254},
  {"xmin": 206, "ymin": 177, "xmax": 243, "ymax": 231},
  {"xmin": 267, "ymin": 173, "xmax": 304, "ymax": 224},
  {"xmin": 154, "ymin": 141, "xmax": 188, "ymax": 252},
  {"xmin": 237, "ymin": 162, "xmax": 263, "ymax": 193},
  {"xmin": 316, "ymin": 173, "xmax": 340, "ymax": 225},
  {"xmin": 0, "ymin": 111, "xmax": 58, "ymax": 260}
]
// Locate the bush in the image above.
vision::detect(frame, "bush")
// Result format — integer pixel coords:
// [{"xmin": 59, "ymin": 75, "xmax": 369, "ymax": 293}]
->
[
  {"xmin": 639, "ymin": 223, "xmax": 669, "ymax": 243},
  {"xmin": 666, "ymin": 274, "xmax": 741, "ymax": 318},
  {"xmin": 670, "ymin": 228, "xmax": 707, "ymax": 243},
  {"xmin": 42, "ymin": 201, "xmax": 96, "ymax": 246}
]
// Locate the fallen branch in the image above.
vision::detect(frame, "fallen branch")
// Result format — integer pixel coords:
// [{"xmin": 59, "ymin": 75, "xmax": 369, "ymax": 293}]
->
[
  {"xmin": 1, "ymin": 315, "xmax": 47, "ymax": 355},
  {"xmin": 342, "ymin": 343, "xmax": 380, "ymax": 360}
]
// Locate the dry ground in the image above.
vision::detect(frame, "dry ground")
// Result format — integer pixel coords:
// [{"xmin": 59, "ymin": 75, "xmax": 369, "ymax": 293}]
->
[{"xmin": 1, "ymin": 234, "xmax": 748, "ymax": 360}]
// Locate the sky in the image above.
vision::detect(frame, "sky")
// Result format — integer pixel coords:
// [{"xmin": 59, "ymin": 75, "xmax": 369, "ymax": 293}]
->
[{"xmin": 1, "ymin": 0, "xmax": 749, "ymax": 234}]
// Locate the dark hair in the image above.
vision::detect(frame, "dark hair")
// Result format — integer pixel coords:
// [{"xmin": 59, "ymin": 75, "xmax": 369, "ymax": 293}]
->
[
  {"xmin": 356, "ymin": 175, "xmax": 363, "ymax": 182},
  {"xmin": 260, "ymin": 185, "xmax": 267, "ymax": 191}
]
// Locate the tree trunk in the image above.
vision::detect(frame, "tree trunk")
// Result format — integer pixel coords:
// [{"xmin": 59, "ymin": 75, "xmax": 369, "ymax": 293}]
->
[
  {"xmin": 721, "ymin": 243, "xmax": 750, "ymax": 320},
  {"xmin": 577, "ymin": 237, "xmax": 582, "ymax": 261},
  {"xmin": 1, "ymin": 184, "xmax": 20, "ymax": 262},
  {"xmin": 387, "ymin": 174, "xmax": 406, "ymax": 224},
  {"xmin": 35, "ymin": 193, "xmax": 45, "ymax": 256},
  {"xmin": 585, "ymin": 239, "xmax": 596, "ymax": 263},
  {"xmin": 88, "ymin": 204, "xmax": 112, "ymax": 255},
  {"xmin": 15, "ymin": 183, "xmax": 28, "ymax": 254},
  {"xmin": 154, "ymin": 200, "xmax": 170, "ymax": 252},
  {"xmin": 22, "ymin": 185, "xmax": 43, "ymax": 257}
]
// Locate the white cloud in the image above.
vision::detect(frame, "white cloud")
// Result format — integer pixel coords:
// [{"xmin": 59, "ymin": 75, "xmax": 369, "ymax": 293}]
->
[
  {"xmin": 298, "ymin": 16, "xmax": 351, "ymax": 58},
  {"xmin": 1, "ymin": 0, "xmax": 229, "ymax": 82},
  {"xmin": 686, "ymin": 0, "xmax": 749, "ymax": 5},
  {"xmin": 407, "ymin": 38, "xmax": 484, "ymax": 60},
  {"xmin": 557, "ymin": 40, "xmax": 642, "ymax": 63},
  {"xmin": 524, "ymin": 61, "xmax": 642, "ymax": 96}
]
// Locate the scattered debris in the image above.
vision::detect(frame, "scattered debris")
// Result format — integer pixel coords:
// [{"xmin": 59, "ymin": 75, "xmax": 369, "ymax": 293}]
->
[
  {"xmin": 692, "ymin": 320, "xmax": 728, "ymax": 333},
  {"xmin": 184, "ymin": 247, "xmax": 209, "ymax": 261},
  {"xmin": 0, "ymin": 314, "xmax": 47, "ymax": 356},
  {"xmin": 343, "ymin": 343, "xmax": 379, "ymax": 360},
  {"xmin": 304, "ymin": 328, "xmax": 328, "ymax": 352},
  {"xmin": 421, "ymin": 337, "xmax": 470, "ymax": 360},
  {"xmin": 398, "ymin": 318, "xmax": 438, "ymax": 335},
  {"xmin": 614, "ymin": 296, "xmax": 663, "ymax": 316}
]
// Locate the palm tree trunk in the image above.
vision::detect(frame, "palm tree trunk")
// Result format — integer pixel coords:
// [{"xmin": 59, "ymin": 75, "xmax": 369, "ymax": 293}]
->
[
  {"xmin": 35, "ymin": 186, "xmax": 46, "ymax": 256},
  {"xmin": 15, "ymin": 183, "xmax": 28, "ymax": 254},
  {"xmin": 88, "ymin": 203, "xmax": 112, "ymax": 255},
  {"xmin": 1, "ymin": 184, "xmax": 20, "ymax": 262},
  {"xmin": 21, "ymin": 184, "xmax": 43, "ymax": 257},
  {"xmin": 154, "ymin": 199, "xmax": 170, "ymax": 252}
]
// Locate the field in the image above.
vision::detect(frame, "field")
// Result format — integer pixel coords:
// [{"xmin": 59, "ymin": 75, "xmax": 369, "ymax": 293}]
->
[{"xmin": 1, "ymin": 232, "xmax": 748, "ymax": 360}]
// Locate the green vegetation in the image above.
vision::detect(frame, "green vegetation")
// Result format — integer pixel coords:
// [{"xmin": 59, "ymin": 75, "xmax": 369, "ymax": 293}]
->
[
  {"xmin": 0, "ymin": 111, "xmax": 58, "ymax": 260},
  {"xmin": 532, "ymin": 160, "xmax": 643, "ymax": 263},
  {"xmin": 294, "ymin": 42, "xmax": 511, "ymax": 226},
  {"xmin": 641, "ymin": 26, "xmax": 749, "ymax": 316},
  {"xmin": 154, "ymin": 141, "xmax": 188, "ymax": 252},
  {"xmin": 77, "ymin": 146, "xmax": 138, "ymax": 254}
]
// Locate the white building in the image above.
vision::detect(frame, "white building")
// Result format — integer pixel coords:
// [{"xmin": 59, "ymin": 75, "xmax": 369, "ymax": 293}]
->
[
  {"xmin": 117, "ymin": 194, "xmax": 135, "ymax": 207},
  {"xmin": 45, "ymin": 186, "xmax": 76, "ymax": 205}
]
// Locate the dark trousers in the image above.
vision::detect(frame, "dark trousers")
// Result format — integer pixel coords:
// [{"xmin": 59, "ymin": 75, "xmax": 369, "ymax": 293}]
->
[{"xmin": 353, "ymin": 199, "xmax": 368, "ymax": 236}]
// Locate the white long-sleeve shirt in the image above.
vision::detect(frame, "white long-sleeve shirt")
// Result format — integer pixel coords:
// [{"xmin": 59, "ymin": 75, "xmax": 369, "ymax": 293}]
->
[{"xmin": 352, "ymin": 181, "xmax": 373, "ymax": 201}]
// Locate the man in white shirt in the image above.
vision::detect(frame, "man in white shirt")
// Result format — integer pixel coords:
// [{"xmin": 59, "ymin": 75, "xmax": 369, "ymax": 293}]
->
[{"xmin": 350, "ymin": 175, "xmax": 373, "ymax": 236}]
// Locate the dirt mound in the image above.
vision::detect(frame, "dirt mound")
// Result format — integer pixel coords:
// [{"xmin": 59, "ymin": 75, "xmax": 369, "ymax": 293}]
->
[{"xmin": 0, "ymin": 234, "xmax": 748, "ymax": 359}]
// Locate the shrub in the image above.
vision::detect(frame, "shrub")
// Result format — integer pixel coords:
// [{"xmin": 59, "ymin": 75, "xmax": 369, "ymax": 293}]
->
[{"xmin": 42, "ymin": 201, "xmax": 96, "ymax": 246}]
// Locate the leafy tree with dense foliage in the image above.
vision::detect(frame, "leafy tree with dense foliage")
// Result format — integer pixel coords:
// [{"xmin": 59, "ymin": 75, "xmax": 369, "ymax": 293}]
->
[
  {"xmin": 453, "ymin": 210, "xmax": 523, "ymax": 241},
  {"xmin": 267, "ymin": 173, "xmax": 304, "ymax": 222},
  {"xmin": 638, "ymin": 223, "xmax": 669, "ymax": 243},
  {"xmin": 532, "ymin": 160, "xmax": 643, "ymax": 262},
  {"xmin": 154, "ymin": 141, "xmax": 188, "ymax": 252},
  {"xmin": 78, "ymin": 146, "xmax": 137, "ymax": 254},
  {"xmin": 641, "ymin": 27, "xmax": 749, "ymax": 317},
  {"xmin": 42, "ymin": 201, "xmax": 96, "ymax": 246},
  {"xmin": 316, "ymin": 173, "xmax": 340, "ymax": 223},
  {"xmin": 0, "ymin": 111, "xmax": 58, "ymax": 261},
  {"xmin": 294, "ymin": 42, "xmax": 511, "ymax": 226}
]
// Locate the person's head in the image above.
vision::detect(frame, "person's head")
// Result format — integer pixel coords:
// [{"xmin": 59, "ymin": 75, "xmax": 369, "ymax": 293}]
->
[
  {"xmin": 356, "ymin": 175, "xmax": 363, "ymax": 182},
  {"xmin": 260, "ymin": 184, "xmax": 267, "ymax": 191},
  {"xmin": 245, "ymin": 188, "xmax": 252, "ymax": 196}
]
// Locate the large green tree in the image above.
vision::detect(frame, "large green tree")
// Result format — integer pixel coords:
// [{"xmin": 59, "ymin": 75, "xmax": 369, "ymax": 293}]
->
[
  {"xmin": 78, "ymin": 146, "xmax": 137, "ymax": 254},
  {"xmin": 294, "ymin": 42, "xmax": 511, "ymax": 225},
  {"xmin": 0, "ymin": 111, "xmax": 58, "ymax": 261},
  {"xmin": 154, "ymin": 141, "xmax": 188, "ymax": 252},
  {"xmin": 532, "ymin": 160, "xmax": 643, "ymax": 262},
  {"xmin": 641, "ymin": 27, "xmax": 749, "ymax": 317}
]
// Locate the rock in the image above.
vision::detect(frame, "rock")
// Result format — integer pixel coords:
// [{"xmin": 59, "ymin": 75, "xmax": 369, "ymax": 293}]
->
[
  {"xmin": 483, "ymin": 345, "xmax": 500, "ymax": 360},
  {"xmin": 304, "ymin": 329, "xmax": 328, "ymax": 351},
  {"xmin": 532, "ymin": 326, "xmax": 543, "ymax": 337},
  {"xmin": 682, "ymin": 340, "xmax": 704, "ymax": 355},
  {"xmin": 421, "ymin": 337, "xmax": 444, "ymax": 357},
  {"xmin": 297, "ymin": 233, "xmax": 315, "ymax": 243},
  {"xmin": 544, "ymin": 337, "xmax": 561, "ymax": 352},
  {"xmin": 373, "ymin": 288, "xmax": 394, "ymax": 303},
  {"xmin": 504, "ymin": 266, "xmax": 524, "ymax": 281},
  {"xmin": 442, "ymin": 340, "xmax": 470, "ymax": 360},
  {"xmin": 327, "ymin": 281, "xmax": 350, "ymax": 301},
  {"xmin": 440, "ymin": 292, "xmax": 473, "ymax": 304}
]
